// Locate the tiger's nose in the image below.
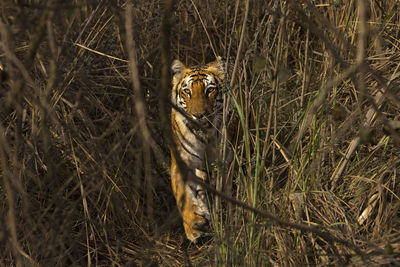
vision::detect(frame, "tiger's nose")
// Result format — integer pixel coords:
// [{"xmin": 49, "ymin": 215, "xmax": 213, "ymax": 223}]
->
[
  {"xmin": 192, "ymin": 113, "xmax": 205, "ymax": 120},
  {"xmin": 193, "ymin": 217, "xmax": 210, "ymax": 231}
]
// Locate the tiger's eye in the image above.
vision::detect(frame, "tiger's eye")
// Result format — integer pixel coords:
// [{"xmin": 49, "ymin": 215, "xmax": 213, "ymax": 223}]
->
[
  {"xmin": 183, "ymin": 88, "xmax": 191, "ymax": 94},
  {"xmin": 207, "ymin": 87, "xmax": 215, "ymax": 94},
  {"xmin": 197, "ymin": 190, "xmax": 206, "ymax": 200}
]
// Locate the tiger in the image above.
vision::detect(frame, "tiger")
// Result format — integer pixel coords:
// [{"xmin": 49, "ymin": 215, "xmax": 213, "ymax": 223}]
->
[{"xmin": 170, "ymin": 57, "xmax": 225, "ymax": 242}]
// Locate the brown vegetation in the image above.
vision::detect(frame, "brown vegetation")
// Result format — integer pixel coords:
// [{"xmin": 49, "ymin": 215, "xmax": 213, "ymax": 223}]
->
[{"xmin": 0, "ymin": 0, "xmax": 399, "ymax": 266}]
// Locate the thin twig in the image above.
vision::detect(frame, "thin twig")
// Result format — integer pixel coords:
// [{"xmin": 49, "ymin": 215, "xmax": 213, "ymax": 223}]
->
[
  {"xmin": 185, "ymin": 167, "xmax": 366, "ymax": 258},
  {"xmin": 74, "ymin": 43, "xmax": 128, "ymax": 62},
  {"xmin": 230, "ymin": 0, "xmax": 250, "ymax": 88},
  {"xmin": 124, "ymin": 3, "xmax": 163, "ymax": 159},
  {"xmin": 293, "ymin": 63, "xmax": 362, "ymax": 149},
  {"xmin": 189, "ymin": 0, "xmax": 217, "ymax": 58}
]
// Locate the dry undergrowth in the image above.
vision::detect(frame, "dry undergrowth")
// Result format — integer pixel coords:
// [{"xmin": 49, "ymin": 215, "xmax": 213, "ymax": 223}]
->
[{"xmin": 0, "ymin": 0, "xmax": 399, "ymax": 266}]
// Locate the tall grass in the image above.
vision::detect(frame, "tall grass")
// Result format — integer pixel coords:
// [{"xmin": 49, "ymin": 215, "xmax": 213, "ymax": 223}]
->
[{"xmin": 0, "ymin": 0, "xmax": 399, "ymax": 266}]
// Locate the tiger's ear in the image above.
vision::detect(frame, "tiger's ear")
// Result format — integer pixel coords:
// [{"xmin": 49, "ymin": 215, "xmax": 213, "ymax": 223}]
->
[
  {"xmin": 207, "ymin": 56, "xmax": 225, "ymax": 80},
  {"xmin": 171, "ymin": 60, "xmax": 186, "ymax": 76},
  {"xmin": 171, "ymin": 59, "xmax": 187, "ymax": 85}
]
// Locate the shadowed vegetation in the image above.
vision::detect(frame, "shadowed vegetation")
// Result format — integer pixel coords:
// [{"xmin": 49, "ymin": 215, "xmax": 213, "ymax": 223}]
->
[{"xmin": 0, "ymin": 0, "xmax": 399, "ymax": 266}]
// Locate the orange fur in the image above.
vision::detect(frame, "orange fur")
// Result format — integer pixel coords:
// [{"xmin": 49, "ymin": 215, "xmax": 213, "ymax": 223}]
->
[{"xmin": 170, "ymin": 58, "xmax": 224, "ymax": 242}]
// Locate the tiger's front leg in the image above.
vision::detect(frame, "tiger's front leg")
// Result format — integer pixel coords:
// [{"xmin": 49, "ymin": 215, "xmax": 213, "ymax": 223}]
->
[{"xmin": 171, "ymin": 155, "xmax": 210, "ymax": 242}]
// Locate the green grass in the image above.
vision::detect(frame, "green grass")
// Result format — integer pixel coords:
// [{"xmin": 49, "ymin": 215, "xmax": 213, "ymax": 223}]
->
[{"xmin": 0, "ymin": 0, "xmax": 399, "ymax": 266}]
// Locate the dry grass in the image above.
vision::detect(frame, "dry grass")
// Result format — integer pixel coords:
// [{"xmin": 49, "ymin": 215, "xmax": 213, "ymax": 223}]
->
[{"xmin": 0, "ymin": 0, "xmax": 399, "ymax": 266}]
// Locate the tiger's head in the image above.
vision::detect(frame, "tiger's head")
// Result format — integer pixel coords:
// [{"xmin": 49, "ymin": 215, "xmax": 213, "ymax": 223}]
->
[{"xmin": 171, "ymin": 57, "xmax": 225, "ymax": 125}]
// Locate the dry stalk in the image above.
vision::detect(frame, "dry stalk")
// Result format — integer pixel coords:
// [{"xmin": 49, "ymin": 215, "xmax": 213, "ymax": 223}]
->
[
  {"xmin": 293, "ymin": 63, "xmax": 361, "ymax": 149},
  {"xmin": 229, "ymin": 0, "xmax": 249, "ymax": 88},
  {"xmin": 73, "ymin": 43, "xmax": 128, "ymax": 63},
  {"xmin": 124, "ymin": 3, "xmax": 164, "ymax": 159},
  {"xmin": 186, "ymin": 170, "xmax": 365, "ymax": 257},
  {"xmin": 330, "ymin": 2, "xmax": 395, "ymax": 189},
  {"xmin": 189, "ymin": 0, "xmax": 217, "ymax": 58}
]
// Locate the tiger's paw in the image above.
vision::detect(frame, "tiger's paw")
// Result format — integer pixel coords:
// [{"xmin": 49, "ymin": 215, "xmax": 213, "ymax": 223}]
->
[
  {"xmin": 182, "ymin": 210, "xmax": 210, "ymax": 242},
  {"xmin": 181, "ymin": 184, "xmax": 211, "ymax": 242}
]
